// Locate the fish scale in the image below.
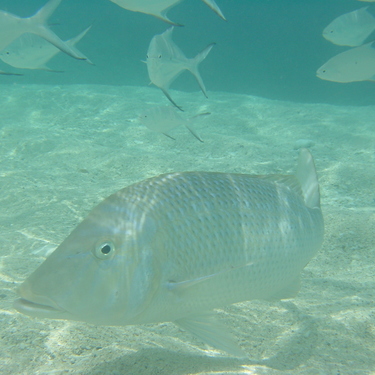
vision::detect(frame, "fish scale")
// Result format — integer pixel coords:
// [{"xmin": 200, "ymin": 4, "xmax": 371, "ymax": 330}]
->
[{"xmin": 14, "ymin": 149, "xmax": 324, "ymax": 356}]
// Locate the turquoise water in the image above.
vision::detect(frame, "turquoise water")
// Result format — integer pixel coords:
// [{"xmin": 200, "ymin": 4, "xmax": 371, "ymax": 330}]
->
[
  {"xmin": 0, "ymin": 0, "xmax": 374, "ymax": 105},
  {"xmin": 0, "ymin": 1, "xmax": 374, "ymax": 374}
]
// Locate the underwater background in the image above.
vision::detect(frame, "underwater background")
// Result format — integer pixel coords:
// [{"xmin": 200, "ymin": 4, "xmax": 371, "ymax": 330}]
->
[
  {"xmin": 0, "ymin": 0, "xmax": 374, "ymax": 105},
  {"xmin": 0, "ymin": 1, "xmax": 374, "ymax": 374}
]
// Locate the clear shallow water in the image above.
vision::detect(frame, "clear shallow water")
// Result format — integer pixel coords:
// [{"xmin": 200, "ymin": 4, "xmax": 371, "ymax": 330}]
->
[
  {"xmin": 0, "ymin": 0, "xmax": 374, "ymax": 105},
  {"xmin": 0, "ymin": 0, "xmax": 374, "ymax": 374}
]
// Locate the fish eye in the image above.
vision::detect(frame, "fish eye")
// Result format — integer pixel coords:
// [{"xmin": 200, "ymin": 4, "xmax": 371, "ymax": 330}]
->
[{"xmin": 94, "ymin": 241, "xmax": 115, "ymax": 260}]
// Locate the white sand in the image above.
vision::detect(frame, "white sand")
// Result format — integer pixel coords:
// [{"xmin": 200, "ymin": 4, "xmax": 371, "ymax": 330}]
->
[{"xmin": 0, "ymin": 84, "xmax": 374, "ymax": 374}]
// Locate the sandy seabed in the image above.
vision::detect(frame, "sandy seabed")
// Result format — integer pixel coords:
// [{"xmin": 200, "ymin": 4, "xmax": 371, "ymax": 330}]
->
[{"xmin": 0, "ymin": 84, "xmax": 374, "ymax": 375}]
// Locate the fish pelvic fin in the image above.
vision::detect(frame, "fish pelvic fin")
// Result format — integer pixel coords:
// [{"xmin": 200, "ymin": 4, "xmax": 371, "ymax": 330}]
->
[
  {"xmin": 295, "ymin": 148, "xmax": 320, "ymax": 209},
  {"xmin": 28, "ymin": 0, "xmax": 87, "ymax": 60},
  {"xmin": 175, "ymin": 312, "xmax": 245, "ymax": 357},
  {"xmin": 188, "ymin": 43, "xmax": 216, "ymax": 98}
]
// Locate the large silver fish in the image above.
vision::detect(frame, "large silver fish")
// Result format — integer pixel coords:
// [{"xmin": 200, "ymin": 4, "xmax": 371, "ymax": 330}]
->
[{"xmin": 14, "ymin": 149, "xmax": 324, "ymax": 356}]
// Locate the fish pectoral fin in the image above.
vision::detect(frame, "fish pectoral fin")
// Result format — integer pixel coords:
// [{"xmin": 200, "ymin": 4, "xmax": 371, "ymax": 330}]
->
[
  {"xmin": 167, "ymin": 262, "xmax": 255, "ymax": 294},
  {"xmin": 175, "ymin": 313, "xmax": 245, "ymax": 357},
  {"xmin": 265, "ymin": 276, "xmax": 301, "ymax": 301}
]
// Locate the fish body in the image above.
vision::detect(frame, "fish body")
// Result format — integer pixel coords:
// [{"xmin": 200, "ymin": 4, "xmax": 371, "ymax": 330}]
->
[
  {"xmin": 323, "ymin": 7, "xmax": 375, "ymax": 47},
  {"xmin": 0, "ymin": 0, "xmax": 86, "ymax": 61},
  {"xmin": 14, "ymin": 149, "xmax": 324, "ymax": 355},
  {"xmin": 109, "ymin": 0, "xmax": 225, "ymax": 25},
  {"xmin": 317, "ymin": 41, "xmax": 375, "ymax": 82},
  {"xmin": 147, "ymin": 27, "xmax": 215, "ymax": 110},
  {"xmin": 0, "ymin": 26, "xmax": 92, "ymax": 71}
]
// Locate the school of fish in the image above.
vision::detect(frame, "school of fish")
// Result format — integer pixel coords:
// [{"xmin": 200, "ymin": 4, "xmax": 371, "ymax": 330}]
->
[{"xmin": 318, "ymin": 2, "xmax": 375, "ymax": 82}]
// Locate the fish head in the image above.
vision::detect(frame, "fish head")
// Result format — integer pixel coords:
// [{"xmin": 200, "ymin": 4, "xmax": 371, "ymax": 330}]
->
[
  {"xmin": 146, "ymin": 28, "xmax": 177, "ymax": 86},
  {"xmin": 14, "ymin": 191, "xmax": 160, "ymax": 326},
  {"xmin": 146, "ymin": 35, "xmax": 165, "ymax": 85}
]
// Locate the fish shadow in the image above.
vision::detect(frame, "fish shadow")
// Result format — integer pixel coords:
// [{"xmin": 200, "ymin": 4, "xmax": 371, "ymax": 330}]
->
[
  {"xmin": 83, "ymin": 347, "xmax": 245, "ymax": 375},
  {"xmin": 255, "ymin": 301, "xmax": 320, "ymax": 371},
  {"xmin": 84, "ymin": 302, "xmax": 320, "ymax": 374}
]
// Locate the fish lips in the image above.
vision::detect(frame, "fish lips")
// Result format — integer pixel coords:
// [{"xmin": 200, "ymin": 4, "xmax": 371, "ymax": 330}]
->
[{"xmin": 13, "ymin": 285, "xmax": 68, "ymax": 320}]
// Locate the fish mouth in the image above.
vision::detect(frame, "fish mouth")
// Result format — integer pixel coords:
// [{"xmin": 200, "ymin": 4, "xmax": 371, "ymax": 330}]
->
[
  {"xmin": 14, "ymin": 298, "xmax": 67, "ymax": 318},
  {"xmin": 14, "ymin": 286, "xmax": 68, "ymax": 319}
]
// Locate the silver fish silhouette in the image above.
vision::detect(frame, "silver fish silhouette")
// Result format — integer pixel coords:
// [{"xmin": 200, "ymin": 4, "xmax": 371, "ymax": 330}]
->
[
  {"xmin": 0, "ymin": 26, "xmax": 92, "ymax": 71},
  {"xmin": 323, "ymin": 7, "xmax": 375, "ymax": 47},
  {"xmin": 0, "ymin": 0, "xmax": 86, "ymax": 61},
  {"xmin": 14, "ymin": 149, "xmax": 324, "ymax": 356},
  {"xmin": 109, "ymin": 0, "xmax": 225, "ymax": 26},
  {"xmin": 146, "ymin": 27, "xmax": 215, "ymax": 111}
]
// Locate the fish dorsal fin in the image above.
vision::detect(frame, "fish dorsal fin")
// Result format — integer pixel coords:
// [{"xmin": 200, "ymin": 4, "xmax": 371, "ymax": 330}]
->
[
  {"xmin": 257, "ymin": 174, "xmax": 303, "ymax": 197},
  {"xmin": 257, "ymin": 149, "xmax": 320, "ymax": 209},
  {"xmin": 175, "ymin": 312, "xmax": 245, "ymax": 357},
  {"xmin": 295, "ymin": 148, "xmax": 320, "ymax": 209}
]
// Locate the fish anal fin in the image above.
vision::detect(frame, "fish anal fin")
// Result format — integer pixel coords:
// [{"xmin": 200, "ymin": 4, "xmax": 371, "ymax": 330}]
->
[
  {"xmin": 265, "ymin": 276, "xmax": 301, "ymax": 301},
  {"xmin": 162, "ymin": 132, "xmax": 176, "ymax": 140},
  {"xmin": 161, "ymin": 87, "xmax": 184, "ymax": 111},
  {"xmin": 175, "ymin": 313, "xmax": 245, "ymax": 357},
  {"xmin": 185, "ymin": 124, "xmax": 204, "ymax": 142}
]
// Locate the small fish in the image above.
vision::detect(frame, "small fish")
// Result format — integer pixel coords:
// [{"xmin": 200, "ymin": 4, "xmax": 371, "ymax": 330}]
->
[
  {"xmin": 14, "ymin": 149, "xmax": 324, "ymax": 356},
  {"xmin": 0, "ymin": 26, "xmax": 93, "ymax": 71},
  {"xmin": 323, "ymin": 7, "xmax": 375, "ymax": 47},
  {"xmin": 109, "ymin": 0, "xmax": 225, "ymax": 26},
  {"xmin": 0, "ymin": 0, "xmax": 86, "ymax": 61},
  {"xmin": 139, "ymin": 105, "xmax": 207, "ymax": 142},
  {"xmin": 147, "ymin": 27, "xmax": 215, "ymax": 111},
  {"xmin": 317, "ymin": 41, "xmax": 375, "ymax": 82}
]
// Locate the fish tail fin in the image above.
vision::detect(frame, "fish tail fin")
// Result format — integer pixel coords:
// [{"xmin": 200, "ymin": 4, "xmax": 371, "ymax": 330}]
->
[
  {"xmin": 188, "ymin": 43, "xmax": 216, "ymax": 98},
  {"xmin": 201, "ymin": 0, "xmax": 226, "ymax": 20},
  {"xmin": 66, "ymin": 26, "xmax": 94, "ymax": 64},
  {"xmin": 28, "ymin": 0, "xmax": 86, "ymax": 60},
  {"xmin": 295, "ymin": 148, "xmax": 320, "ymax": 209}
]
